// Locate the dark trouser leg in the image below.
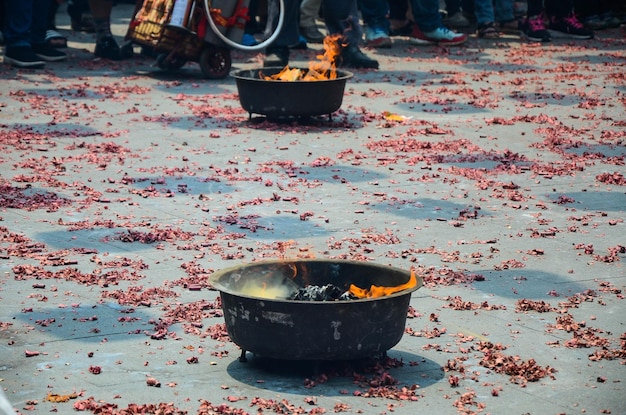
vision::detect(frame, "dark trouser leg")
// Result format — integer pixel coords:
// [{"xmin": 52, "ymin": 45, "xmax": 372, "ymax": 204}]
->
[
  {"xmin": 31, "ymin": 0, "xmax": 51, "ymax": 44},
  {"xmin": 267, "ymin": 0, "xmax": 300, "ymax": 49},
  {"xmin": 3, "ymin": 0, "xmax": 33, "ymax": 47},
  {"xmin": 545, "ymin": 0, "xmax": 575, "ymax": 18},
  {"xmin": 322, "ymin": 0, "xmax": 378, "ymax": 69},
  {"xmin": 526, "ymin": 0, "xmax": 544, "ymax": 17},
  {"xmin": 322, "ymin": 0, "xmax": 361, "ymax": 45}
]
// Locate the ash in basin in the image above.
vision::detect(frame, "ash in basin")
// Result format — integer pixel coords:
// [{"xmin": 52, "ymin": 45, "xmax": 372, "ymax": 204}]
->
[{"xmin": 289, "ymin": 284, "xmax": 356, "ymax": 301}]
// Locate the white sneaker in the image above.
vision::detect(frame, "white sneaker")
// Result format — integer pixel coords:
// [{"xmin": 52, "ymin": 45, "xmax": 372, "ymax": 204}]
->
[
  {"xmin": 410, "ymin": 25, "xmax": 467, "ymax": 46},
  {"xmin": 364, "ymin": 27, "xmax": 392, "ymax": 48}
]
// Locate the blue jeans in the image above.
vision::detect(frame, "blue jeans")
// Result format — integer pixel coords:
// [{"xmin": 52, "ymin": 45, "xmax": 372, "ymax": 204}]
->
[
  {"xmin": 410, "ymin": 0, "xmax": 442, "ymax": 32},
  {"xmin": 473, "ymin": 0, "xmax": 496, "ymax": 25},
  {"xmin": 358, "ymin": 0, "xmax": 390, "ymax": 31},
  {"xmin": 494, "ymin": 0, "xmax": 515, "ymax": 22},
  {"xmin": 3, "ymin": 0, "xmax": 50, "ymax": 48}
]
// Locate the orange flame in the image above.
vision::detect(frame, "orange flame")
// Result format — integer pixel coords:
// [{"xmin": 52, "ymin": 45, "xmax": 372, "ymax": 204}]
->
[
  {"xmin": 263, "ymin": 34, "xmax": 342, "ymax": 82},
  {"xmin": 349, "ymin": 270, "xmax": 417, "ymax": 299}
]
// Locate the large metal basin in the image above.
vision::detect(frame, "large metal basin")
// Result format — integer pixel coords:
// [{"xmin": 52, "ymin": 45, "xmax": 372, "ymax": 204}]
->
[
  {"xmin": 232, "ymin": 67, "xmax": 352, "ymax": 118},
  {"xmin": 209, "ymin": 259, "xmax": 421, "ymax": 361}
]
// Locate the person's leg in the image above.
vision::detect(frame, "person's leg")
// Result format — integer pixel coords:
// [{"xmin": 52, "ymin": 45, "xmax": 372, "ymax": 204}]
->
[
  {"xmin": 446, "ymin": 0, "xmax": 462, "ymax": 15},
  {"xmin": 88, "ymin": 0, "xmax": 126, "ymax": 59},
  {"xmin": 473, "ymin": 0, "xmax": 495, "ymax": 25},
  {"xmin": 48, "ymin": 0, "xmax": 59, "ymax": 30},
  {"xmin": 31, "ymin": 0, "xmax": 51, "ymax": 45},
  {"xmin": 89, "ymin": 0, "xmax": 113, "ymax": 40},
  {"xmin": 520, "ymin": 0, "xmax": 550, "ymax": 42},
  {"xmin": 596, "ymin": 0, "xmax": 622, "ymax": 28},
  {"xmin": 494, "ymin": 0, "xmax": 518, "ymax": 32},
  {"xmin": 359, "ymin": 0, "xmax": 391, "ymax": 48},
  {"xmin": 300, "ymin": 0, "xmax": 320, "ymax": 27},
  {"xmin": 240, "ymin": 0, "xmax": 258, "ymax": 45},
  {"xmin": 546, "ymin": 0, "xmax": 594, "ymax": 38},
  {"xmin": 3, "ymin": 0, "xmax": 33, "ymax": 48},
  {"xmin": 409, "ymin": 0, "xmax": 467, "ymax": 44},
  {"xmin": 2, "ymin": 0, "xmax": 46, "ymax": 67},
  {"xmin": 300, "ymin": 0, "xmax": 325, "ymax": 42},
  {"xmin": 494, "ymin": 0, "xmax": 515, "ymax": 22},
  {"xmin": 263, "ymin": 0, "xmax": 299, "ymax": 66},
  {"xmin": 388, "ymin": 0, "xmax": 412, "ymax": 35},
  {"xmin": 410, "ymin": 0, "xmax": 443, "ymax": 32},
  {"xmin": 573, "ymin": 0, "xmax": 596, "ymax": 17},
  {"xmin": 573, "ymin": 0, "xmax": 609, "ymax": 30},
  {"xmin": 473, "ymin": 0, "xmax": 498, "ymax": 37},
  {"xmin": 545, "ymin": 0, "xmax": 574, "ymax": 18},
  {"xmin": 322, "ymin": 0, "xmax": 358, "ymax": 41},
  {"xmin": 69, "ymin": 0, "xmax": 95, "ymax": 32},
  {"xmin": 46, "ymin": 0, "xmax": 68, "ymax": 48},
  {"xmin": 525, "ymin": 0, "xmax": 543, "ymax": 17},
  {"xmin": 359, "ymin": 0, "xmax": 390, "ymax": 31},
  {"xmin": 31, "ymin": 0, "xmax": 67, "ymax": 60},
  {"xmin": 322, "ymin": 0, "xmax": 378, "ymax": 68},
  {"xmin": 442, "ymin": 0, "xmax": 469, "ymax": 30},
  {"xmin": 388, "ymin": 0, "xmax": 408, "ymax": 20}
]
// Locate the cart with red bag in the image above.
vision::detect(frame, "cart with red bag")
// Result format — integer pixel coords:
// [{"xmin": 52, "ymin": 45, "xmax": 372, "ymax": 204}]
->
[{"xmin": 125, "ymin": 0, "xmax": 284, "ymax": 78}]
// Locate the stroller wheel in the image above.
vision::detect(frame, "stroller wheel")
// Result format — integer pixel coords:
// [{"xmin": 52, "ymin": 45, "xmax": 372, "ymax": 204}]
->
[
  {"xmin": 156, "ymin": 53, "xmax": 187, "ymax": 71},
  {"xmin": 199, "ymin": 46, "xmax": 231, "ymax": 79}
]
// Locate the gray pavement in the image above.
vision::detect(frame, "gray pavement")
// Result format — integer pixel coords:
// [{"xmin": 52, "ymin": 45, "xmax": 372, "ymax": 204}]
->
[{"xmin": 1, "ymin": 4, "xmax": 625, "ymax": 415}]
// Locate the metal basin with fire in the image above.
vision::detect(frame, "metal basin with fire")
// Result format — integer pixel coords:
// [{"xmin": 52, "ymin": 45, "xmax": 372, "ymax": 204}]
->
[
  {"xmin": 232, "ymin": 67, "xmax": 353, "ymax": 119},
  {"xmin": 209, "ymin": 259, "xmax": 421, "ymax": 361}
]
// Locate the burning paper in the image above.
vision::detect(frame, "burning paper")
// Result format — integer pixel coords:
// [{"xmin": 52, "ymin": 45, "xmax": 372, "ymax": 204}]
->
[
  {"xmin": 233, "ymin": 262, "xmax": 417, "ymax": 301},
  {"xmin": 262, "ymin": 34, "xmax": 342, "ymax": 82},
  {"xmin": 349, "ymin": 271, "xmax": 418, "ymax": 299}
]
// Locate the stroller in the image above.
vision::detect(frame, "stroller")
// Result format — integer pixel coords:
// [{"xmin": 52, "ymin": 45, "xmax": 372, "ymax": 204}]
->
[{"xmin": 125, "ymin": 0, "xmax": 284, "ymax": 78}]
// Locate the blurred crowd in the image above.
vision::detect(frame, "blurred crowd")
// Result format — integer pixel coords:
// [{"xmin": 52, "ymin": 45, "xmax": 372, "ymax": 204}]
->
[{"xmin": 1, "ymin": 0, "xmax": 625, "ymax": 69}]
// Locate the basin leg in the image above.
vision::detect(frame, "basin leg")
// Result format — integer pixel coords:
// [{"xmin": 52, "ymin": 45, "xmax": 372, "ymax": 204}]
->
[{"xmin": 239, "ymin": 349, "xmax": 248, "ymax": 363}]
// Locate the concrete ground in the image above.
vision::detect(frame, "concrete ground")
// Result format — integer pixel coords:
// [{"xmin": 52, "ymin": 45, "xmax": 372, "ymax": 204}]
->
[{"xmin": 1, "ymin": 3, "xmax": 625, "ymax": 415}]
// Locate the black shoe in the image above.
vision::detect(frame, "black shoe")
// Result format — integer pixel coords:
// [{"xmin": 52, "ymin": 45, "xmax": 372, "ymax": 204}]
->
[
  {"xmin": 548, "ymin": 13, "xmax": 594, "ymax": 39},
  {"xmin": 32, "ymin": 43, "xmax": 67, "ymax": 62},
  {"xmin": 94, "ymin": 36, "xmax": 122, "ymax": 60},
  {"xmin": 3, "ymin": 46, "xmax": 45, "ymax": 68},
  {"xmin": 520, "ymin": 14, "xmax": 551, "ymax": 42},
  {"xmin": 119, "ymin": 42, "xmax": 135, "ymax": 59},
  {"xmin": 300, "ymin": 25, "xmax": 325, "ymax": 43},
  {"xmin": 339, "ymin": 45, "xmax": 379, "ymax": 69},
  {"xmin": 263, "ymin": 47, "xmax": 289, "ymax": 67}
]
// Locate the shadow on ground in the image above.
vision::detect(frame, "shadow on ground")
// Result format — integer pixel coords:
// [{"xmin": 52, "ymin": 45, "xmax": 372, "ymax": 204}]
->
[
  {"xmin": 475, "ymin": 268, "xmax": 591, "ymax": 299},
  {"xmin": 11, "ymin": 302, "xmax": 156, "ymax": 344},
  {"xmin": 226, "ymin": 350, "xmax": 443, "ymax": 396}
]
